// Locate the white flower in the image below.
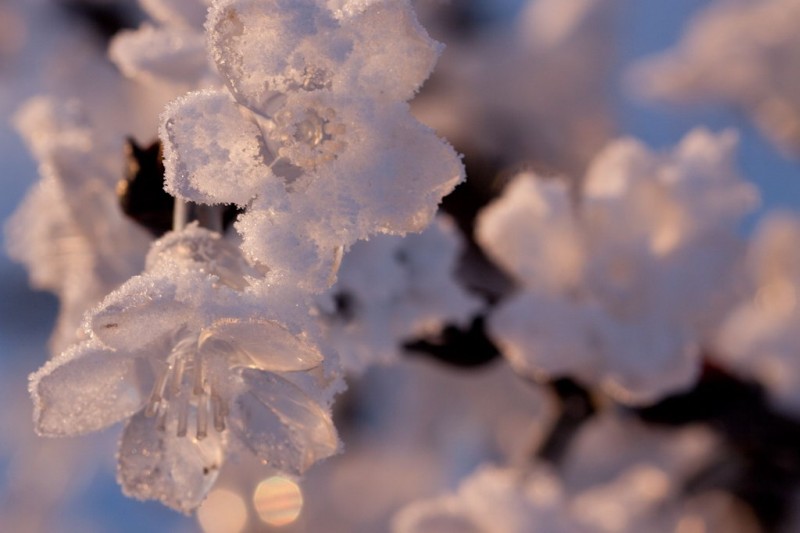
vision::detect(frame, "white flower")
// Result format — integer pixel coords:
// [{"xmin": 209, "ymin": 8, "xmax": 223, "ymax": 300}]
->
[
  {"xmin": 159, "ymin": 0, "xmax": 464, "ymax": 291},
  {"xmin": 715, "ymin": 214, "xmax": 800, "ymax": 415},
  {"xmin": 5, "ymin": 97, "xmax": 151, "ymax": 353},
  {"xmin": 477, "ymin": 129, "xmax": 758, "ymax": 404},
  {"xmin": 631, "ymin": 0, "xmax": 800, "ymax": 153},
  {"xmin": 318, "ymin": 216, "xmax": 481, "ymax": 373},
  {"xmin": 29, "ymin": 225, "xmax": 340, "ymax": 512}
]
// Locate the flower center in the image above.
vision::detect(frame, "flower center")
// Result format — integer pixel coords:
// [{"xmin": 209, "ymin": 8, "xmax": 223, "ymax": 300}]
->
[
  {"xmin": 270, "ymin": 105, "xmax": 347, "ymax": 173},
  {"xmin": 144, "ymin": 332, "xmax": 228, "ymax": 440}
]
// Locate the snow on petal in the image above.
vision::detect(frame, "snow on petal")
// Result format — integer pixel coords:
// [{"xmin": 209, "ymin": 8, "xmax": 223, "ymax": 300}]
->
[
  {"xmin": 208, "ymin": 0, "xmax": 344, "ymax": 110},
  {"xmin": 118, "ymin": 410, "xmax": 225, "ymax": 513},
  {"xmin": 30, "ymin": 339, "xmax": 147, "ymax": 437},
  {"xmin": 201, "ymin": 318, "xmax": 324, "ymax": 372},
  {"xmin": 90, "ymin": 275, "xmax": 190, "ymax": 352},
  {"xmin": 229, "ymin": 369, "xmax": 338, "ymax": 475},
  {"xmin": 331, "ymin": 0, "xmax": 441, "ymax": 102},
  {"xmin": 161, "ymin": 90, "xmax": 275, "ymax": 205}
]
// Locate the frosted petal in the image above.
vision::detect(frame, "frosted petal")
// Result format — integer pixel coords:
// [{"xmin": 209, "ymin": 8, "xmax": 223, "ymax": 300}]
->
[
  {"xmin": 208, "ymin": 0, "xmax": 344, "ymax": 110},
  {"xmin": 30, "ymin": 339, "xmax": 147, "ymax": 436},
  {"xmin": 110, "ymin": 26, "xmax": 208, "ymax": 87},
  {"xmin": 202, "ymin": 318, "xmax": 323, "ymax": 372},
  {"xmin": 334, "ymin": 0, "xmax": 441, "ymax": 102},
  {"xmin": 90, "ymin": 275, "xmax": 189, "ymax": 351},
  {"xmin": 161, "ymin": 90, "xmax": 272, "ymax": 205},
  {"xmin": 229, "ymin": 369, "xmax": 338, "ymax": 474},
  {"xmin": 308, "ymin": 102, "xmax": 464, "ymax": 236},
  {"xmin": 118, "ymin": 411, "xmax": 225, "ymax": 513}
]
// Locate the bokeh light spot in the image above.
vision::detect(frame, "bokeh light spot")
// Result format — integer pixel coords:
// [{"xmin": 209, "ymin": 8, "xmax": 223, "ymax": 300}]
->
[
  {"xmin": 253, "ymin": 476, "xmax": 304, "ymax": 527},
  {"xmin": 198, "ymin": 489, "xmax": 248, "ymax": 533}
]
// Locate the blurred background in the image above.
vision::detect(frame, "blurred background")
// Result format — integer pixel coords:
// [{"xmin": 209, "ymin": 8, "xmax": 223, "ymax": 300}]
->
[{"xmin": 2, "ymin": 0, "xmax": 799, "ymax": 531}]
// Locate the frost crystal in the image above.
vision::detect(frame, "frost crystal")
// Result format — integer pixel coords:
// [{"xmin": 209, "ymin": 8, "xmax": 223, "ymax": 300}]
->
[
  {"xmin": 317, "ymin": 216, "xmax": 481, "ymax": 373},
  {"xmin": 160, "ymin": 0, "xmax": 464, "ymax": 291},
  {"xmin": 5, "ymin": 97, "xmax": 151, "ymax": 353},
  {"xmin": 715, "ymin": 214, "xmax": 800, "ymax": 415},
  {"xmin": 632, "ymin": 0, "xmax": 800, "ymax": 153},
  {"xmin": 29, "ymin": 225, "xmax": 340, "ymax": 512},
  {"xmin": 477, "ymin": 129, "xmax": 758, "ymax": 404}
]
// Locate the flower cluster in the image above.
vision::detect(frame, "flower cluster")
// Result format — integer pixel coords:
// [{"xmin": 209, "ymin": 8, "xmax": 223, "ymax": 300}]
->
[
  {"xmin": 160, "ymin": 0, "xmax": 464, "ymax": 291},
  {"xmin": 477, "ymin": 129, "xmax": 758, "ymax": 403}
]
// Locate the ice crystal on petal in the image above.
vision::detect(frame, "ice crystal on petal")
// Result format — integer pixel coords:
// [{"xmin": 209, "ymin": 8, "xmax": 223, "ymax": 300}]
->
[
  {"xmin": 318, "ymin": 217, "xmax": 481, "ymax": 372},
  {"xmin": 632, "ymin": 0, "xmax": 800, "ymax": 153},
  {"xmin": 29, "ymin": 225, "xmax": 340, "ymax": 511},
  {"xmin": 478, "ymin": 129, "xmax": 757, "ymax": 404}
]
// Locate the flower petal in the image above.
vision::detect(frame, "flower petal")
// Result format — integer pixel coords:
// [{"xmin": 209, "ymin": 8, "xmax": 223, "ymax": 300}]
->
[
  {"xmin": 229, "ymin": 369, "xmax": 338, "ymax": 475},
  {"xmin": 202, "ymin": 318, "xmax": 324, "ymax": 372},
  {"xmin": 30, "ymin": 339, "xmax": 147, "ymax": 436},
  {"xmin": 90, "ymin": 274, "xmax": 190, "ymax": 351},
  {"xmin": 160, "ymin": 90, "xmax": 276, "ymax": 206},
  {"xmin": 334, "ymin": 0, "xmax": 441, "ymax": 102},
  {"xmin": 118, "ymin": 411, "xmax": 225, "ymax": 514}
]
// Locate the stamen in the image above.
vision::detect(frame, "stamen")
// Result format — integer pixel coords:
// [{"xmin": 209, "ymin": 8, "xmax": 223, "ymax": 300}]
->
[
  {"xmin": 170, "ymin": 357, "xmax": 186, "ymax": 395},
  {"xmin": 156, "ymin": 406, "xmax": 168, "ymax": 432},
  {"xmin": 145, "ymin": 364, "xmax": 170, "ymax": 417},
  {"xmin": 211, "ymin": 393, "xmax": 226, "ymax": 432},
  {"xmin": 176, "ymin": 395, "xmax": 189, "ymax": 437},
  {"xmin": 193, "ymin": 351, "xmax": 206, "ymax": 395},
  {"xmin": 196, "ymin": 393, "xmax": 209, "ymax": 440}
]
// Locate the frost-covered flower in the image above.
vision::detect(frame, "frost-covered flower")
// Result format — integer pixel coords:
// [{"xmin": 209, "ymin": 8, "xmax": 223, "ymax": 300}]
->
[
  {"xmin": 477, "ymin": 129, "xmax": 758, "ymax": 404},
  {"xmin": 631, "ymin": 0, "xmax": 800, "ymax": 153},
  {"xmin": 5, "ymin": 97, "xmax": 151, "ymax": 353},
  {"xmin": 160, "ymin": 0, "xmax": 464, "ymax": 291},
  {"xmin": 715, "ymin": 214, "xmax": 800, "ymax": 415},
  {"xmin": 110, "ymin": 0, "xmax": 213, "ymax": 91},
  {"xmin": 317, "ymin": 216, "xmax": 481, "ymax": 373},
  {"xmin": 29, "ymin": 225, "xmax": 340, "ymax": 512}
]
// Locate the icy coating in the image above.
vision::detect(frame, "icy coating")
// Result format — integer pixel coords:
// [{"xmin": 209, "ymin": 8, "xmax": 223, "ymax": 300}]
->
[
  {"xmin": 160, "ymin": 0, "xmax": 464, "ymax": 292},
  {"xmin": 477, "ymin": 129, "xmax": 758, "ymax": 404},
  {"xmin": 317, "ymin": 216, "xmax": 481, "ymax": 373},
  {"xmin": 29, "ymin": 226, "xmax": 341, "ymax": 512}
]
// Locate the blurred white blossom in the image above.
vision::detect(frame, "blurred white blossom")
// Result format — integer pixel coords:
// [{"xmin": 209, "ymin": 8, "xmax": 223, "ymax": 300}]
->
[
  {"xmin": 110, "ymin": 0, "xmax": 213, "ymax": 91},
  {"xmin": 632, "ymin": 0, "xmax": 800, "ymax": 154},
  {"xmin": 477, "ymin": 129, "xmax": 758, "ymax": 404},
  {"xmin": 317, "ymin": 216, "xmax": 481, "ymax": 373},
  {"xmin": 6, "ymin": 96, "xmax": 151, "ymax": 353},
  {"xmin": 715, "ymin": 214, "xmax": 800, "ymax": 415}
]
